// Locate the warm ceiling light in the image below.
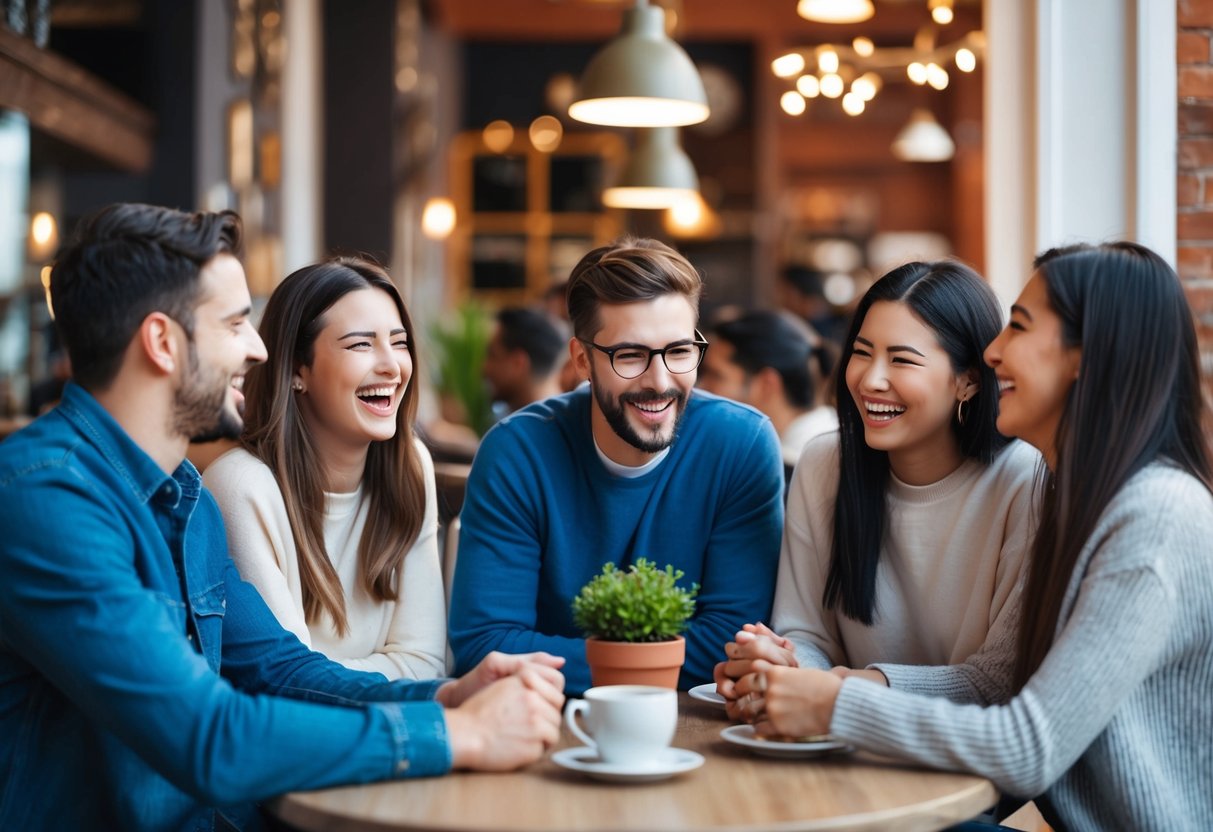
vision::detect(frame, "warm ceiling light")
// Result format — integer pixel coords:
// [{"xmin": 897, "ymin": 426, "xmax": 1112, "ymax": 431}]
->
[
  {"xmin": 851, "ymin": 73, "xmax": 880, "ymax": 101},
  {"xmin": 816, "ymin": 47, "xmax": 840, "ymax": 75},
  {"xmin": 771, "ymin": 52, "xmax": 806, "ymax": 78},
  {"xmin": 528, "ymin": 115, "xmax": 563, "ymax": 153},
  {"xmin": 907, "ymin": 62, "xmax": 928, "ymax": 85},
  {"xmin": 926, "ymin": 62, "xmax": 950, "ymax": 90},
  {"xmin": 892, "ymin": 108, "xmax": 955, "ymax": 162},
  {"xmin": 780, "ymin": 91, "xmax": 807, "ymax": 115},
  {"xmin": 955, "ymin": 47, "xmax": 977, "ymax": 73},
  {"xmin": 602, "ymin": 127, "xmax": 699, "ymax": 209},
  {"xmin": 421, "ymin": 198, "xmax": 457, "ymax": 240},
  {"xmin": 819, "ymin": 73, "xmax": 844, "ymax": 99},
  {"xmin": 796, "ymin": 75, "xmax": 821, "ymax": 98},
  {"xmin": 568, "ymin": 1, "xmax": 709, "ymax": 128},
  {"xmin": 663, "ymin": 192, "xmax": 721, "ymax": 239},
  {"xmin": 797, "ymin": 0, "xmax": 874, "ymax": 24},
  {"xmin": 929, "ymin": 0, "xmax": 954, "ymax": 25},
  {"xmin": 852, "ymin": 36, "xmax": 874, "ymax": 58},
  {"xmin": 482, "ymin": 120, "xmax": 515, "ymax": 153},
  {"xmin": 841, "ymin": 92, "xmax": 865, "ymax": 116}
]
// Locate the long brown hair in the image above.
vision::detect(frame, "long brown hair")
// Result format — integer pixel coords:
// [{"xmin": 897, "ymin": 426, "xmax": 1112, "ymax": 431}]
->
[
  {"xmin": 241, "ymin": 257, "xmax": 427, "ymax": 636},
  {"xmin": 1013, "ymin": 242, "xmax": 1213, "ymax": 688}
]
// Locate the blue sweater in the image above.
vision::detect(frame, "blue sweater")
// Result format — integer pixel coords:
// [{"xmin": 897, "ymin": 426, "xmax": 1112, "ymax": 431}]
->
[{"xmin": 449, "ymin": 387, "xmax": 784, "ymax": 694}]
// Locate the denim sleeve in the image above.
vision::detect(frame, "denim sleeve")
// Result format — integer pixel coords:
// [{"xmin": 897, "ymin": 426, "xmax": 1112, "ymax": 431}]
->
[{"xmin": 0, "ymin": 468, "xmax": 451, "ymax": 805}]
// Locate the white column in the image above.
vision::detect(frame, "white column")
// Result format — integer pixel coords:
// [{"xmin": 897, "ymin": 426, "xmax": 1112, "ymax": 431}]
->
[
  {"xmin": 984, "ymin": 0, "xmax": 1177, "ymax": 303},
  {"xmin": 281, "ymin": 0, "xmax": 323, "ymax": 272}
]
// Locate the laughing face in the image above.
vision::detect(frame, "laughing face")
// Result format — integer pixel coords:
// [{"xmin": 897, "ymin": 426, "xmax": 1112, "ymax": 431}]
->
[
  {"xmin": 573, "ymin": 294, "xmax": 698, "ymax": 467},
  {"xmin": 983, "ymin": 273, "xmax": 1081, "ymax": 467},
  {"xmin": 173, "ymin": 253, "xmax": 267, "ymax": 443},
  {"xmin": 844, "ymin": 300, "xmax": 976, "ymax": 484},
  {"xmin": 295, "ymin": 287, "xmax": 412, "ymax": 465}
]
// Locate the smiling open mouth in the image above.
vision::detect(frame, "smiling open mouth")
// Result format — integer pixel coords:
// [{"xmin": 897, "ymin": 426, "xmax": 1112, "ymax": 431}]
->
[
  {"xmin": 864, "ymin": 402, "xmax": 906, "ymax": 422},
  {"xmin": 356, "ymin": 384, "xmax": 396, "ymax": 410}
]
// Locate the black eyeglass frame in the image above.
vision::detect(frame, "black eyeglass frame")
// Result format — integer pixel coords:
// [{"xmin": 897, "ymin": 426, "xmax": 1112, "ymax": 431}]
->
[{"xmin": 580, "ymin": 330, "xmax": 710, "ymax": 379}]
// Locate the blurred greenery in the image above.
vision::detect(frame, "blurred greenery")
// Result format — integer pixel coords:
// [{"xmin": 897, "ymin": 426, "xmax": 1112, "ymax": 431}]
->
[{"xmin": 430, "ymin": 302, "xmax": 494, "ymax": 437}]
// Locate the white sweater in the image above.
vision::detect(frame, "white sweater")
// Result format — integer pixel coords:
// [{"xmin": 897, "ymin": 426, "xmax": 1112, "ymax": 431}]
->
[
  {"xmin": 831, "ymin": 462, "xmax": 1213, "ymax": 830},
  {"xmin": 774, "ymin": 432, "xmax": 1039, "ymax": 673},
  {"xmin": 203, "ymin": 443, "xmax": 447, "ymax": 680}
]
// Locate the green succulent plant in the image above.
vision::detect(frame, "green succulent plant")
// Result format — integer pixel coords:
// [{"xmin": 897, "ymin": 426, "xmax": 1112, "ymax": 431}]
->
[{"xmin": 572, "ymin": 558, "xmax": 699, "ymax": 643}]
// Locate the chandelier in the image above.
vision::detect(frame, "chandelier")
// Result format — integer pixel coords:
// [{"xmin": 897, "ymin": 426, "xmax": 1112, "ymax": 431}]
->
[{"xmin": 772, "ymin": 26, "xmax": 985, "ymax": 118}]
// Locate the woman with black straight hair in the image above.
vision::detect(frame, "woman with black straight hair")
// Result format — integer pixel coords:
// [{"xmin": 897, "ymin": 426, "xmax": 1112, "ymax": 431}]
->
[
  {"xmin": 729, "ymin": 242, "xmax": 1213, "ymax": 831},
  {"xmin": 717, "ymin": 261, "xmax": 1039, "ymax": 701}
]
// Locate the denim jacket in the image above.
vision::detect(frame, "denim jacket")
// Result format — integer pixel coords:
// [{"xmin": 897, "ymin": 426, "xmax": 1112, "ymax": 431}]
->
[{"xmin": 0, "ymin": 384, "xmax": 452, "ymax": 831}]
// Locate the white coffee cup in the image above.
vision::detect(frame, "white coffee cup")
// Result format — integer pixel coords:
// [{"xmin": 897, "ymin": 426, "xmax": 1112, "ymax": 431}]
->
[{"xmin": 565, "ymin": 685, "xmax": 678, "ymax": 766}]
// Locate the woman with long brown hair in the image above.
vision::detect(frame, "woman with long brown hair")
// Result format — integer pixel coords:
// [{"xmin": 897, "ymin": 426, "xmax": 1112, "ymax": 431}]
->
[
  {"xmin": 205, "ymin": 256, "xmax": 446, "ymax": 679},
  {"xmin": 729, "ymin": 242, "xmax": 1213, "ymax": 830}
]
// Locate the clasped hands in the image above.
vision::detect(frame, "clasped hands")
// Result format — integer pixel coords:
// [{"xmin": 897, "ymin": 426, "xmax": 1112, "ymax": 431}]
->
[
  {"xmin": 713, "ymin": 623, "xmax": 880, "ymax": 739},
  {"xmin": 439, "ymin": 651, "xmax": 567, "ymax": 771}
]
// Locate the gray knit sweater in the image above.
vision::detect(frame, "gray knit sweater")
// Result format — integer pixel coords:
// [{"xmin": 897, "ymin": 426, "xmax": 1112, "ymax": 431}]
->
[{"xmin": 830, "ymin": 462, "xmax": 1213, "ymax": 832}]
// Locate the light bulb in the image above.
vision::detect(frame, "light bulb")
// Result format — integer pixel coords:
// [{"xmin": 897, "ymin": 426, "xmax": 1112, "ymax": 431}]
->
[
  {"xmin": 817, "ymin": 48, "xmax": 840, "ymax": 74},
  {"xmin": 907, "ymin": 62, "xmax": 928, "ymax": 85},
  {"xmin": 926, "ymin": 63, "xmax": 949, "ymax": 90},
  {"xmin": 852, "ymin": 36, "xmax": 874, "ymax": 57},
  {"xmin": 796, "ymin": 75, "xmax": 821, "ymax": 98},
  {"xmin": 842, "ymin": 93, "xmax": 865, "ymax": 116},
  {"xmin": 820, "ymin": 73, "xmax": 844, "ymax": 99},
  {"xmin": 955, "ymin": 47, "xmax": 977, "ymax": 73},
  {"xmin": 780, "ymin": 91, "xmax": 807, "ymax": 116},
  {"xmin": 772, "ymin": 53, "xmax": 806, "ymax": 78}
]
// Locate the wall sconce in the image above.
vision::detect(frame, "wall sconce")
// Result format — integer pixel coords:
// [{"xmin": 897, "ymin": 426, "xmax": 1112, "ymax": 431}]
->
[
  {"xmin": 421, "ymin": 197, "xmax": 457, "ymax": 240},
  {"xmin": 797, "ymin": 0, "xmax": 874, "ymax": 24},
  {"xmin": 28, "ymin": 211, "xmax": 58, "ymax": 261},
  {"xmin": 602, "ymin": 127, "xmax": 699, "ymax": 210},
  {"xmin": 891, "ymin": 108, "xmax": 955, "ymax": 162},
  {"xmin": 568, "ymin": 0, "xmax": 709, "ymax": 128}
]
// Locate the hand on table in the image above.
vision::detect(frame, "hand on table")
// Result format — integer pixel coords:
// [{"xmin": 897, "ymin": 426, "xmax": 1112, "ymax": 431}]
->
[
  {"xmin": 713, "ymin": 623, "xmax": 797, "ymax": 721},
  {"xmin": 436, "ymin": 651, "xmax": 565, "ymax": 708},
  {"xmin": 730, "ymin": 660, "xmax": 843, "ymax": 739},
  {"xmin": 444, "ymin": 671, "xmax": 565, "ymax": 771}
]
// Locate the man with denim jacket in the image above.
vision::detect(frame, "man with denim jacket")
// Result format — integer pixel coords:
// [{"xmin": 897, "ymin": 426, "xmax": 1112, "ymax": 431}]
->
[{"xmin": 0, "ymin": 203, "xmax": 565, "ymax": 831}]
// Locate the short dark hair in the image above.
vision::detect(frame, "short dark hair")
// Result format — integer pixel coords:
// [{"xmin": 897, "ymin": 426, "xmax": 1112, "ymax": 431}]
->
[
  {"xmin": 565, "ymin": 237, "xmax": 703, "ymax": 340},
  {"xmin": 711, "ymin": 311, "xmax": 817, "ymax": 408},
  {"xmin": 496, "ymin": 307, "xmax": 569, "ymax": 378},
  {"xmin": 49, "ymin": 203, "xmax": 242, "ymax": 390},
  {"xmin": 782, "ymin": 265, "xmax": 826, "ymax": 297}
]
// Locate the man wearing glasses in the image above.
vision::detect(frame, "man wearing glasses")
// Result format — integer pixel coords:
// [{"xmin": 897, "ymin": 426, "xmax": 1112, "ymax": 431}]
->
[{"xmin": 450, "ymin": 238, "xmax": 784, "ymax": 694}]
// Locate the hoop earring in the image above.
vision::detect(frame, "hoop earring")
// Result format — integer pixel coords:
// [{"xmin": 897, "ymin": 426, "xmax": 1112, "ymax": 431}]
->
[{"xmin": 956, "ymin": 398, "xmax": 970, "ymax": 426}]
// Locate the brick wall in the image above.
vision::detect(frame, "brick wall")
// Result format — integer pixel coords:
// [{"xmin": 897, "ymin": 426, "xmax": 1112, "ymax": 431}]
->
[{"xmin": 1178, "ymin": 0, "xmax": 1213, "ymax": 374}]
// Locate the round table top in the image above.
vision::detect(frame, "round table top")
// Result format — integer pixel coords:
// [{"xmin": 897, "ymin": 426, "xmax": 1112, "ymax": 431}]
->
[{"xmin": 271, "ymin": 694, "xmax": 996, "ymax": 832}]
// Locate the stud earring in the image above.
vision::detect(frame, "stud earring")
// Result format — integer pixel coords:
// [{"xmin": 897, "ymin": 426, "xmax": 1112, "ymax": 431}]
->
[{"xmin": 291, "ymin": 380, "xmax": 304, "ymax": 392}]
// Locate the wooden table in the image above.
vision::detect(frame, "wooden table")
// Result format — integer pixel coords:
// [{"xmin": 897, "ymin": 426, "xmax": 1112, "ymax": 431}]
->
[{"xmin": 270, "ymin": 695, "xmax": 996, "ymax": 832}]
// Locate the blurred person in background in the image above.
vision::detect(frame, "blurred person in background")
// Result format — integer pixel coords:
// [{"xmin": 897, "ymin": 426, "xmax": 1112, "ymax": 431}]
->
[{"xmin": 482, "ymin": 306, "xmax": 569, "ymax": 416}]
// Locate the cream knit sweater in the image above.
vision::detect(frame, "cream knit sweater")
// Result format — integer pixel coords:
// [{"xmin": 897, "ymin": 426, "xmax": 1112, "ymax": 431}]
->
[{"xmin": 203, "ymin": 442, "xmax": 447, "ymax": 680}]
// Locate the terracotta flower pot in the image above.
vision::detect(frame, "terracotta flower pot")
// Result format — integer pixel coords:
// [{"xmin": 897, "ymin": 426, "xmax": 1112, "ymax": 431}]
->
[{"xmin": 584, "ymin": 635, "xmax": 685, "ymax": 689}]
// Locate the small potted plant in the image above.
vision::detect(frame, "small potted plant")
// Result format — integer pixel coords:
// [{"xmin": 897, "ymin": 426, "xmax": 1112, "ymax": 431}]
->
[{"xmin": 572, "ymin": 558, "xmax": 699, "ymax": 688}]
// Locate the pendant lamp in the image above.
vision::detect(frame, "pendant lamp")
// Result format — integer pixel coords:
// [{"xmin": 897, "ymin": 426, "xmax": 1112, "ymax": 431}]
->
[
  {"xmin": 891, "ymin": 109, "xmax": 955, "ymax": 162},
  {"xmin": 797, "ymin": 0, "xmax": 875, "ymax": 24},
  {"xmin": 568, "ymin": 1, "xmax": 709, "ymax": 128},
  {"xmin": 602, "ymin": 127, "xmax": 699, "ymax": 209}
]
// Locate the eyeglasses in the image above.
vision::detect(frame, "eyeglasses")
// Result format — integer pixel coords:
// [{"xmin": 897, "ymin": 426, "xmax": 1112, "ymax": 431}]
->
[{"xmin": 581, "ymin": 331, "xmax": 709, "ymax": 379}]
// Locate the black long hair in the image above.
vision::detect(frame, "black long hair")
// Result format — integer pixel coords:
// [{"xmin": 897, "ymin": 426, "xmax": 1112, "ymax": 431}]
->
[
  {"xmin": 1013, "ymin": 242, "xmax": 1213, "ymax": 688},
  {"xmin": 824, "ymin": 261, "xmax": 1009, "ymax": 624}
]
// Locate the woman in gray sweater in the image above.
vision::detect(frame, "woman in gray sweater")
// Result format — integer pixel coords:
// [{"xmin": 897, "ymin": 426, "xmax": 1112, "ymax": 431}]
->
[{"xmin": 730, "ymin": 242, "xmax": 1213, "ymax": 831}]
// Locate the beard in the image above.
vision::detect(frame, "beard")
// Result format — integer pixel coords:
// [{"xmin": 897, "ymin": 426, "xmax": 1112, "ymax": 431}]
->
[
  {"xmin": 172, "ymin": 345, "xmax": 244, "ymax": 443},
  {"xmin": 591, "ymin": 366, "xmax": 688, "ymax": 454}
]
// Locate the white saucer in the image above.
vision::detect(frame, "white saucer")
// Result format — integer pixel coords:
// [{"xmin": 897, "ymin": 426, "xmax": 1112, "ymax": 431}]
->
[
  {"xmin": 551, "ymin": 746, "xmax": 705, "ymax": 783},
  {"xmin": 720, "ymin": 724, "xmax": 852, "ymax": 759},
  {"xmin": 688, "ymin": 682, "xmax": 727, "ymax": 707}
]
